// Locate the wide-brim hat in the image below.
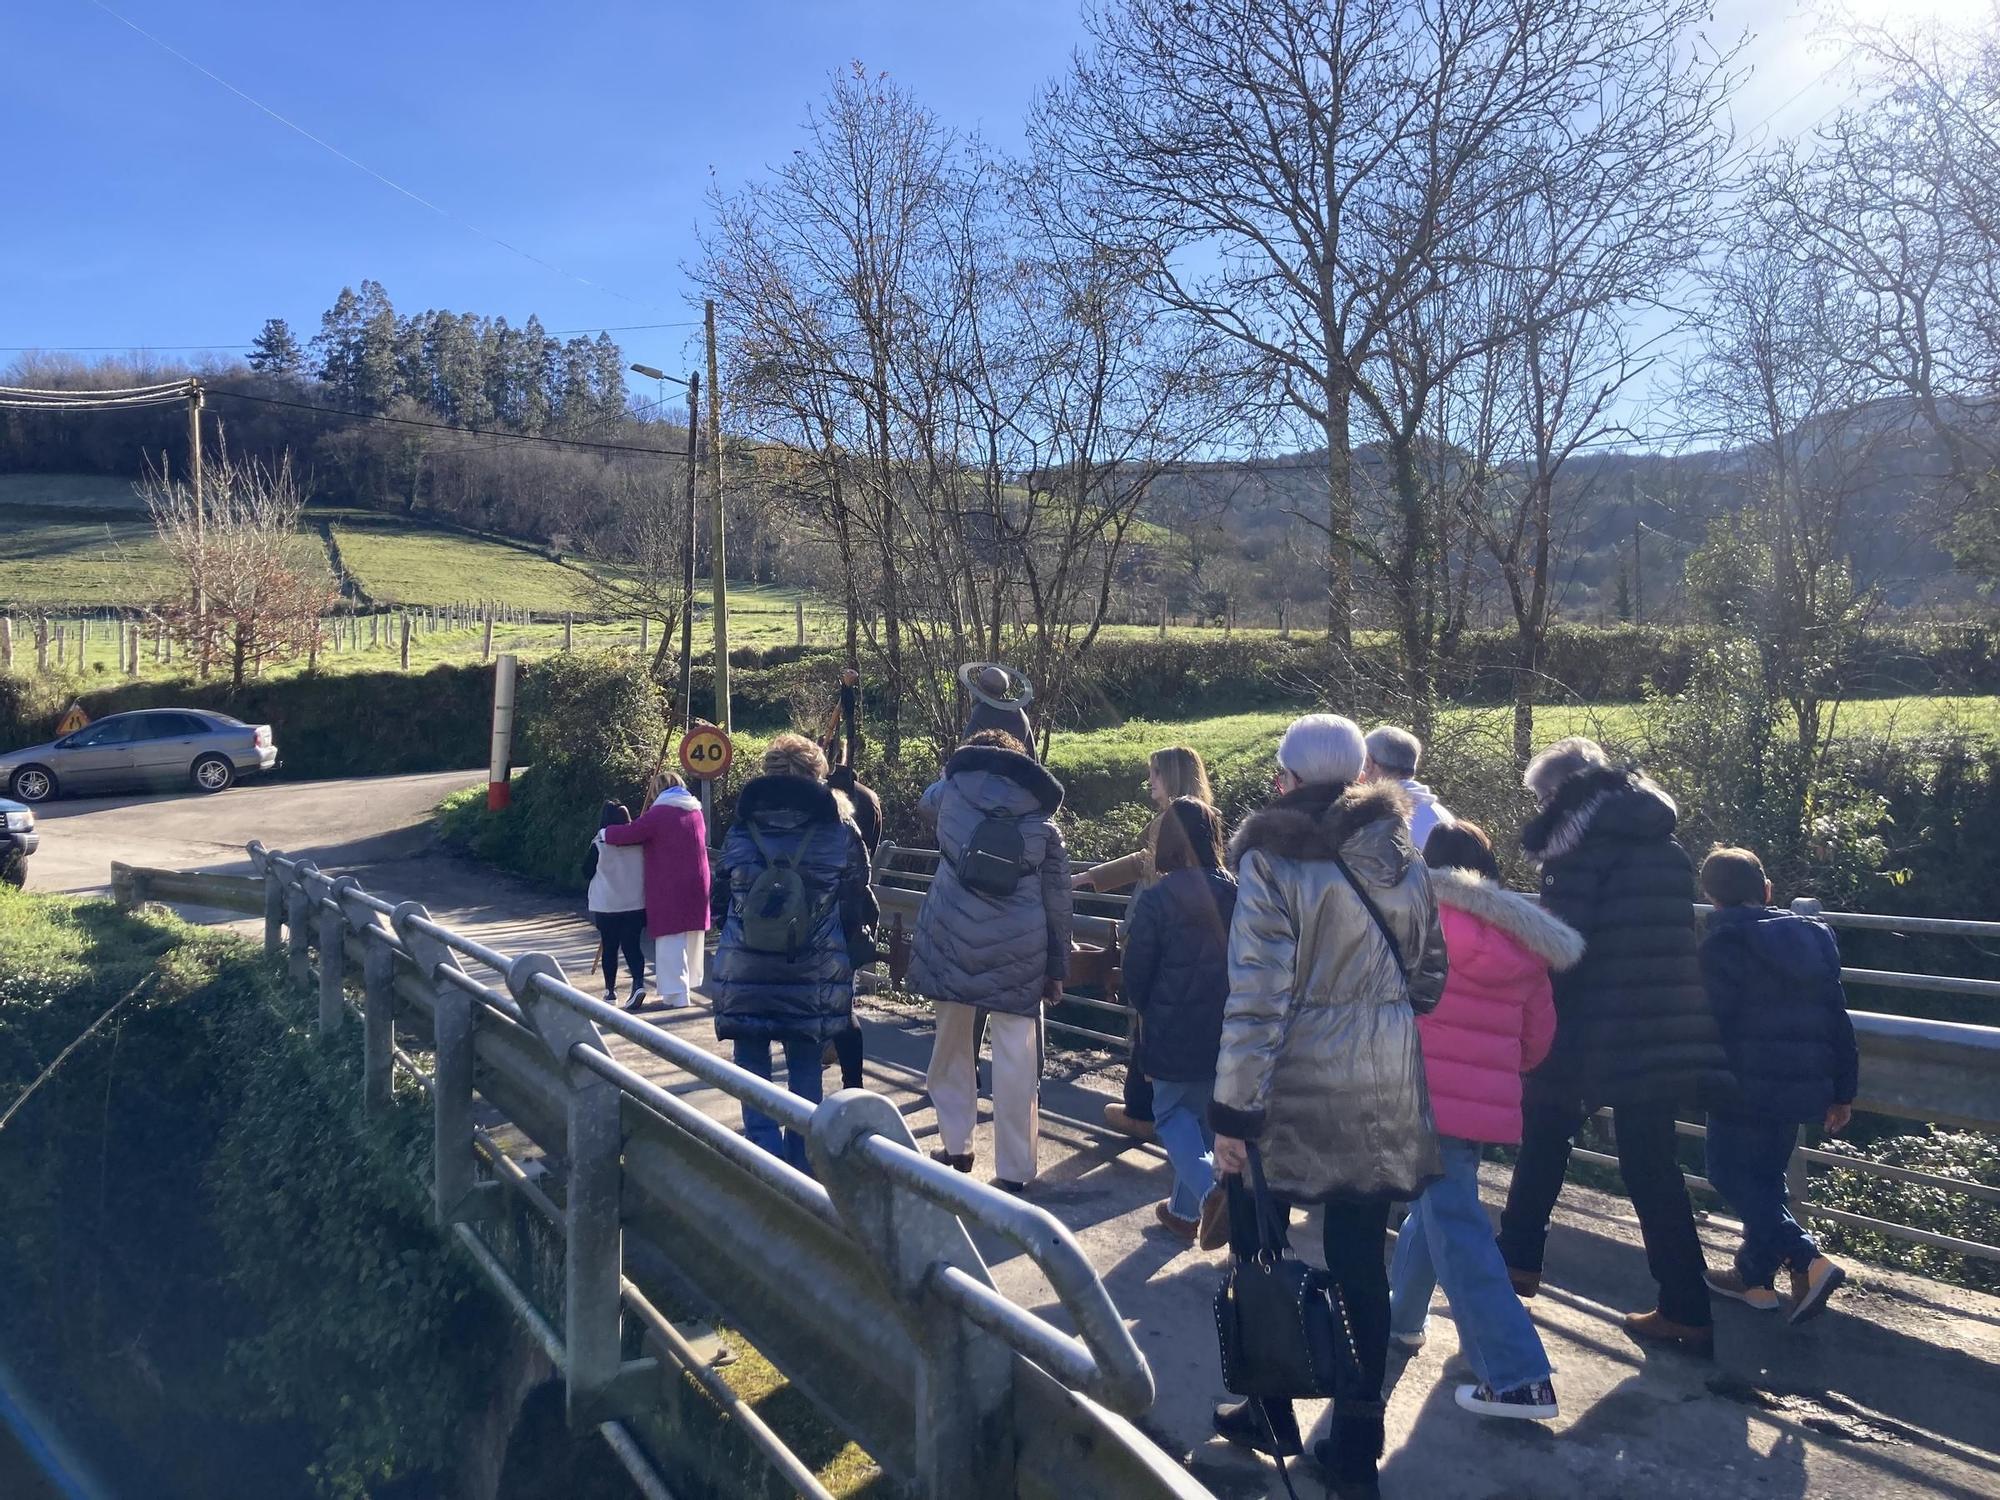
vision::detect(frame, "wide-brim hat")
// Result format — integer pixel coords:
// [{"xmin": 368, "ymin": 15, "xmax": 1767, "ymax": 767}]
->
[{"xmin": 958, "ymin": 660, "xmax": 1034, "ymax": 711}]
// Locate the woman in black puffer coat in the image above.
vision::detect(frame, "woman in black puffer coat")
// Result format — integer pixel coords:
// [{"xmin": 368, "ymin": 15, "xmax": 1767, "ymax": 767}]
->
[
  {"xmin": 710, "ymin": 734, "xmax": 877, "ymax": 1172},
  {"xmin": 1496, "ymin": 737, "xmax": 1732, "ymax": 1355}
]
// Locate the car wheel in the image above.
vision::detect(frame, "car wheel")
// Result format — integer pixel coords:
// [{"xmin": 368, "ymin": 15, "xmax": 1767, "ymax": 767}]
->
[
  {"xmin": 192, "ymin": 754, "xmax": 235, "ymax": 794},
  {"xmin": 1, "ymin": 850, "xmax": 23, "ymax": 889},
  {"xmin": 9, "ymin": 765, "xmax": 56, "ymax": 803}
]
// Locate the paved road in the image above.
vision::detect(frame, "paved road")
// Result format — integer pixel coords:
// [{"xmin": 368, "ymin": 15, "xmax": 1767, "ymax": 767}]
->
[{"xmin": 37, "ymin": 772, "xmax": 2000, "ymax": 1499}]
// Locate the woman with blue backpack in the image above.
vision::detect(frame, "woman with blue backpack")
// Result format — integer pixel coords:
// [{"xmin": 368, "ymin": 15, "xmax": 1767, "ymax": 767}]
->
[{"xmin": 709, "ymin": 733, "xmax": 878, "ymax": 1172}]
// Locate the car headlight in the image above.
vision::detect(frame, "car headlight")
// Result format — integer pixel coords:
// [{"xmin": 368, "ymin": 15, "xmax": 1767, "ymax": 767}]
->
[{"xmin": 3, "ymin": 811, "xmax": 30, "ymax": 832}]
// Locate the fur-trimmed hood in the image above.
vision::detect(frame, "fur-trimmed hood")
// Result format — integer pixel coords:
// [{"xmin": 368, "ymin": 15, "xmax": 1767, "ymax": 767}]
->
[
  {"xmin": 1429, "ymin": 867, "xmax": 1585, "ymax": 971},
  {"xmin": 1520, "ymin": 764, "xmax": 1677, "ymax": 864},
  {"xmin": 734, "ymin": 773, "xmax": 842, "ymax": 825},
  {"xmin": 944, "ymin": 743, "xmax": 1063, "ymax": 814},
  {"xmin": 1227, "ymin": 780, "xmax": 1410, "ymax": 871}
]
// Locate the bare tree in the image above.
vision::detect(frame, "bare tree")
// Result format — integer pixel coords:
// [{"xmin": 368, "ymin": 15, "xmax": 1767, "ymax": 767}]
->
[
  {"xmin": 143, "ymin": 446, "xmax": 337, "ymax": 689},
  {"xmin": 1763, "ymin": 12, "xmax": 2000, "ymax": 575},
  {"xmin": 581, "ymin": 464, "xmax": 693, "ymax": 678},
  {"xmin": 1033, "ymin": 0, "xmax": 1738, "ymax": 726}
]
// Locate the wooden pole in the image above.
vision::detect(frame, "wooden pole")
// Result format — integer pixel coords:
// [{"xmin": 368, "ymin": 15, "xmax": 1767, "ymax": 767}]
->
[
  {"xmin": 678, "ymin": 372, "xmax": 701, "ymax": 732},
  {"xmin": 564, "ymin": 612, "xmax": 573, "ymax": 651},
  {"xmin": 0, "ymin": 617, "xmax": 10, "ymax": 671},
  {"xmin": 706, "ymin": 299, "xmax": 731, "ymax": 733},
  {"xmin": 400, "ymin": 612, "xmax": 410, "ymax": 670},
  {"xmin": 127, "ymin": 624, "xmax": 138, "ymax": 676},
  {"xmin": 639, "ymin": 613, "xmax": 649, "ymax": 657},
  {"xmin": 796, "ymin": 597, "xmax": 805, "ymax": 648},
  {"xmin": 482, "ymin": 605, "xmax": 493, "ymax": 662},
  {"xmin": 36, "ymin": 619, "xmax": 48, "ymax": 674}
]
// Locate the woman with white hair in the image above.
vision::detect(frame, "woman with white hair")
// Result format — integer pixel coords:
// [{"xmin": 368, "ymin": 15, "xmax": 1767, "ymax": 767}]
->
[
  {"xmin": 1208, "ymin": 714, "xmax": 1447, "ymax": 1496},
  {"xmin": 1496, "ymin": 736, "xmax": 1731, "ymax": 1356}
]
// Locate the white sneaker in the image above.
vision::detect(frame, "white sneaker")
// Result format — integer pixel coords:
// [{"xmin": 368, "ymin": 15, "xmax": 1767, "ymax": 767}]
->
[
  {"xmin": 1391, "ymin": 1329, "xmax": 1427, "ymax": 1351},
  {"xmin": 1455, "ymin": 1379, "xmax": 1559, "ymax": 1421}
]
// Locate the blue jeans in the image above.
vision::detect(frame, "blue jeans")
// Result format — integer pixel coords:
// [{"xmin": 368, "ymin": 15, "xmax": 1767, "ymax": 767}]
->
[
  {"xmin": 1391, "ymin": 1136, "xmax": 1551, "ymax": 1393},
  {"xmin": 1706, "ymin": 1115, "xmax": 1818, "ymax": 1284},
  {"xmin": 732, "ymin": 1035, "xmax": 824, "ymax": 1174},
  {"xmin": 1150, "ymin": 1077, "xmax": 1215, "ymax": 1219}
]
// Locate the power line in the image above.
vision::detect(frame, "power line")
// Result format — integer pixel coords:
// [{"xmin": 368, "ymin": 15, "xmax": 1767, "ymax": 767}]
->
[
  {"xmin": 0, "ymin": 322, "xmax": 703, "ymax": 354},
  {"xmin": 208, "ymin": 387, "xmax": 690, "ymax": 458},
  {"xmin": 78, "ymin": 0, "xmax": 669, "ymax": 313}
]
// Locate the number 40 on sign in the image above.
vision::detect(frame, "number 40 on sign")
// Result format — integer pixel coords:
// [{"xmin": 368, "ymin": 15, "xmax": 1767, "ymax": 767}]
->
[{"xmin": 679, "ymin": 723, "xmax": 734, "ymax": 782}]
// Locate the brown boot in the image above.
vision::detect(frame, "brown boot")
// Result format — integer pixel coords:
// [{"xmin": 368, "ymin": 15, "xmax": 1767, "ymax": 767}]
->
[
  {"xmin": 1154, "ymin": 1201, "xmax": 1198, "ymax": 1242},
  {"xmin": 1508, "ymin": 1265, "xmax": 1541, "ymax": 1299},
  {"xmin": 1197, "ymin": 1184, "xmax": 1230, "ymax": 1250},
  {"xmin": 1788, "ymin": 1257, "xmax": 1847, "ymax": 1324},
  {"xmin": 1104, "ymin": 1103, "xmax": 1156, "ymax": 1141},
  {"xmin": 1622, "ymin": 1309, "xmax": 1714, "ymax": 1357}
]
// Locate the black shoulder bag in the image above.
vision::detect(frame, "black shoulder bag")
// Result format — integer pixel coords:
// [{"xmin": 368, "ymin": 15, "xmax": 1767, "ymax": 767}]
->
[{"xmin": 1213, "ymin": 1143, "xmax": 1362, "ymax": 1400}]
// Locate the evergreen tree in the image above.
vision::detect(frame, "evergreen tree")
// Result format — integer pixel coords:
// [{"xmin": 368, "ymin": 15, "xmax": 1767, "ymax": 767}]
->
[
  {"xmin": 354, "ymin": 280, "xmax": 403, "ymax": 413},
  {"xmin": 591, "ymin": 333, "xmax": 629, "ymax": 425},
  {"xmin": 311, "ymin": 287, "xmax": 365, "ymax": 403},
  {"xmin": 247, "ymin": 317, "xmax": 304, "ymax": 375}
]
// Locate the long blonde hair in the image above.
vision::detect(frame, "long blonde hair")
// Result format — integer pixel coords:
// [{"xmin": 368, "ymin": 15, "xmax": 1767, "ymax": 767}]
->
[{"xmin": 1150, "ymin": 745, "xmax": 1213, "ymax": 806}]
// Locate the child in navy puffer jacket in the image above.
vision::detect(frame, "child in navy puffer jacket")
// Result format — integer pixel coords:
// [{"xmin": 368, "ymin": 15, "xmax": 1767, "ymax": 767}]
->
[{"xmin": 1699, "ymin": 846, "xmax": 1859, "ymax": 1325}]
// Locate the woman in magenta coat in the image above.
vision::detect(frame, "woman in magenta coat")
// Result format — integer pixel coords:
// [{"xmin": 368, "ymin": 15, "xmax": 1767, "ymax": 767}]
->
[
  {"xmin": 1389, "ymin": 821, "xmax": 1579, "ymax": 1424},
  {"xmin": 604, "ymin": 772, "xmax": 711, "ymax": 1008}
]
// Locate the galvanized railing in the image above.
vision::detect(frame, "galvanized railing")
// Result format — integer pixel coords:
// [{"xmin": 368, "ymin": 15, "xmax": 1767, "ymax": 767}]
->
[
  {"xmin": 870, "ymin": 842, "xmax": 2000, "ymax": 1266},
  {"xmin": 126, "ymin": 846, "xmax": 1205, "ymax": 1500}
]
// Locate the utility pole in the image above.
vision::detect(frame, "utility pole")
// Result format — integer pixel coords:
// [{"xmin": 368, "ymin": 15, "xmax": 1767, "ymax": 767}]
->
[
  {"xmin": 679, "ymin": 373, "xmax": 701, "ymax": 731},
  {"xmin": 189, "ymin": 377, "xmax": 207, "ymax": 677},
  {"xmin": 706, "ymin": 300, "xmax": 731, "ymax": 733}
]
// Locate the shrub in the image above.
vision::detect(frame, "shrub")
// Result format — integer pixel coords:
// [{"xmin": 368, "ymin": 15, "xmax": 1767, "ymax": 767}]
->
[{"xmin": 1814, "ymin": 1129, "xmax": 2000, "ymax": 1294}]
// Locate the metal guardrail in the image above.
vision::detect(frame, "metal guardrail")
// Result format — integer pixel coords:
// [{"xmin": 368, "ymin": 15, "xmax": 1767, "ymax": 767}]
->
[
  {"xmin": 871, "ymin": 843, "xmax": 2000, "ymax": 1265},
  {"xmin": 196, "ymin": 843, "xmax": 1201, "ymax": 1500}
]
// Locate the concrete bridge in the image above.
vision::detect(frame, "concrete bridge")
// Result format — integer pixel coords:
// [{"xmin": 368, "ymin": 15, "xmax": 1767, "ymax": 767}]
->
[{"xmin": 94, "ymin": 804, "xmax": 2000, "ymax": 1500}]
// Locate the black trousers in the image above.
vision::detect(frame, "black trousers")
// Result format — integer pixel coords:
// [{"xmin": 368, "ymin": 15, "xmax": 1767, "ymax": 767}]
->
[
  {"xmin": 1232, "ymin": 1190, "xmax": 1392, "ymax": 1483},
  {"xmin": 832, "ymin": 1022, "xmax": 865, "ymax": 1091},
  {"xmin": 592, "ymin": 910, "xmax": 647, "ymax": 995},
  {"xmin": 1498, "ymin": 1098, "xmax": 1712, "ymax": 1327},
  {"xmin": 1123, "ymin": 1066, "xmax": 1155, "ymax": 1122}
]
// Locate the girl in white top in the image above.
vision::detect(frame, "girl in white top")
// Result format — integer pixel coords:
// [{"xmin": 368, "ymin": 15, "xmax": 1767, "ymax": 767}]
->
[{"xmin": 585, "ymin": 801, "xmax": 649, "ymax": 1008}]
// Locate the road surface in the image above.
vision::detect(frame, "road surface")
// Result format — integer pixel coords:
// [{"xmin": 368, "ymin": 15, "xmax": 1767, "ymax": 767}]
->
[{"xmin": 26, "ymin": 771, "xmax": 2000, "ymax": 1499}]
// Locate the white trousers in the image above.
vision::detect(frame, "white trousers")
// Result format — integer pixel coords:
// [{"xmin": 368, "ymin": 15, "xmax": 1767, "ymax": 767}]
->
[
  {"xmin": 653, "ymin": 930, "xmax": 704, "ymax": 1008},
  {"xmin": 927, "ymin": 1001, "xmax": 1040, "ymax": 1185}
]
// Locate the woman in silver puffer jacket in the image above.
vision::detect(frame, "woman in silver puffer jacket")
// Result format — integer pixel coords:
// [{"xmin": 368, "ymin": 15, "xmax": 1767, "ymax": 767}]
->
[{"xmin": 1208, "ymin": 714, "xmax": 1446, "ymax": 1499}]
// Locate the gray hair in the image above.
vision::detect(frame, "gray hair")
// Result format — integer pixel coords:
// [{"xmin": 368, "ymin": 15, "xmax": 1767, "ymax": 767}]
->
[
  {"xmin": 1365, "ymin": 725, "xmax": 1422, "ymax": 777},
  {"xmin": 1277, "ymin": 713, "xmax": 1366, "ymax": 787},
  {"xmin": 1524, "ymin": 736, "xmax": 1610, "ymax": 805}
]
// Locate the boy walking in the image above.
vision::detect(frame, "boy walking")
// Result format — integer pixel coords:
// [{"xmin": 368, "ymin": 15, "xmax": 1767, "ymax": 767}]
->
[{"xmin": 1698, "ymin": 847, "xmax": 1858, "ymax": 1324}]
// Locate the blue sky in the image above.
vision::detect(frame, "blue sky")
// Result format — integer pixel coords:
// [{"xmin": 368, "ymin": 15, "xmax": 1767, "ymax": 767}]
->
[{"xmin": 2, "ymin": 0, "xmax": 1894, "ymax": 379}]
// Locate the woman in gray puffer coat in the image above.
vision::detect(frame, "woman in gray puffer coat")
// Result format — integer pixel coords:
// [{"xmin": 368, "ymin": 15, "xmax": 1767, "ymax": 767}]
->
[
  {"xmin": 1208, "ymin": 714, "xmax": 1446, "ymax": 1497},
  {"xmin": 912, "ymin": 730, "xmax": 1073, "ymax": 1192}
]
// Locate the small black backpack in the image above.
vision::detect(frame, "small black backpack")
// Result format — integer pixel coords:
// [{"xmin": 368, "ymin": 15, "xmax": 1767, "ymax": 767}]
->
[
  {"xmin": 954, "ymin": 806, "xmax": 1028, "ymax": 898},
  {"xmin": 740, "ymin": 824, "xmax": 830, "ymax": 955}
]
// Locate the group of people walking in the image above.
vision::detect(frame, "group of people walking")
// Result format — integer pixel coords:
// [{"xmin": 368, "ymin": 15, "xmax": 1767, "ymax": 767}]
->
[{"xmin": 581, "ymin": 672, "xmax": 1861, "ymax": 1499}]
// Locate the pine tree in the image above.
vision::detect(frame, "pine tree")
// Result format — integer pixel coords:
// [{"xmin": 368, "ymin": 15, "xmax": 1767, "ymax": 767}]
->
[
  {"xmin": 310, "ymin": 288, "xmax": 365, "ymax": 402},
  {"xmin": 247, "ymin": 317, "xmax": 304, "ymax": 375},
  {"xmin": 591, "ymin": 332, "xmax": 629, "ymax": 425},
  {"xmin": 354, "ymin": 280, "xmax": 402, "ymax": 413}
]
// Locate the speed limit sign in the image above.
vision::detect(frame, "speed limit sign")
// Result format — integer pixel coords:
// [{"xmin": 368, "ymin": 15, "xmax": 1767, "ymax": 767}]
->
[{"xmin": 679, "ymin": 722, "xmax": 735, "ymax": 782}]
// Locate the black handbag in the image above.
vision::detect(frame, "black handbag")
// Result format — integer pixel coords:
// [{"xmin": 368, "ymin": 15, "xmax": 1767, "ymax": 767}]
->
[{"xmin": 1212, "ymin": 1143, "xmax": 1362, "ymax": 1401}]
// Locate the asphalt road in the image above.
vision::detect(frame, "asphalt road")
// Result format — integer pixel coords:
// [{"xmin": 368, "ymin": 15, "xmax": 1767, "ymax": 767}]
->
[{"xmin": 22, "ymin": 767, "xmax": 487, "ymax": 909}]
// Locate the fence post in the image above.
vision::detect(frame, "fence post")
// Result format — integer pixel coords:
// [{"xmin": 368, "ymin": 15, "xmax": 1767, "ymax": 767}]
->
[
  {"xmin": 262, "ymin": 863, "xmax": 285, "ymax": 955},
  {"xmin": 361, "ymin": 933, "xmax": 396, "ymax": 1116},
  {"xmin": 400, "ymin": 612, "xmax": 411, "ymax": 670},
  {"xmin": 510, "ymin": 952, "xmax": 656, "ymax": 1429},
  {"xmin": 286, "ymin": 862, "xmax": 317, "ymax": 991},
  {"xmin": 317, "ymin": 877, "xmax": 359, "ymax": 1035},
  {"xmin": 393, "ymin": 901, "xmax": 498, "ymax": 1227},
  {"xmin": 810, "ymin": 1091, "xmax": 1020, "ymax": 1499},
  {"xmin": 796, "ymin": 597, "xmax": 805, "ymax": 647},
  {"xmin": 1, "ymin": 616, "xmax": 11, "ymax": 670}
]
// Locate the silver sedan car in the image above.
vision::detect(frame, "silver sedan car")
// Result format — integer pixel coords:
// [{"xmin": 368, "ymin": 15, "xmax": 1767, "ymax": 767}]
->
[{"xmin": 1, "ymin": 709, "xmax": 278, "ymax": 802}]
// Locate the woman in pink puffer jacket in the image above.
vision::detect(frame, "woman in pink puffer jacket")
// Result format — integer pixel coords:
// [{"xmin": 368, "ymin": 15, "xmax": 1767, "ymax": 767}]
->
[{"xmin": 1390, "ymin": 821, "xmax": 1582, "ymax": 1425}]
